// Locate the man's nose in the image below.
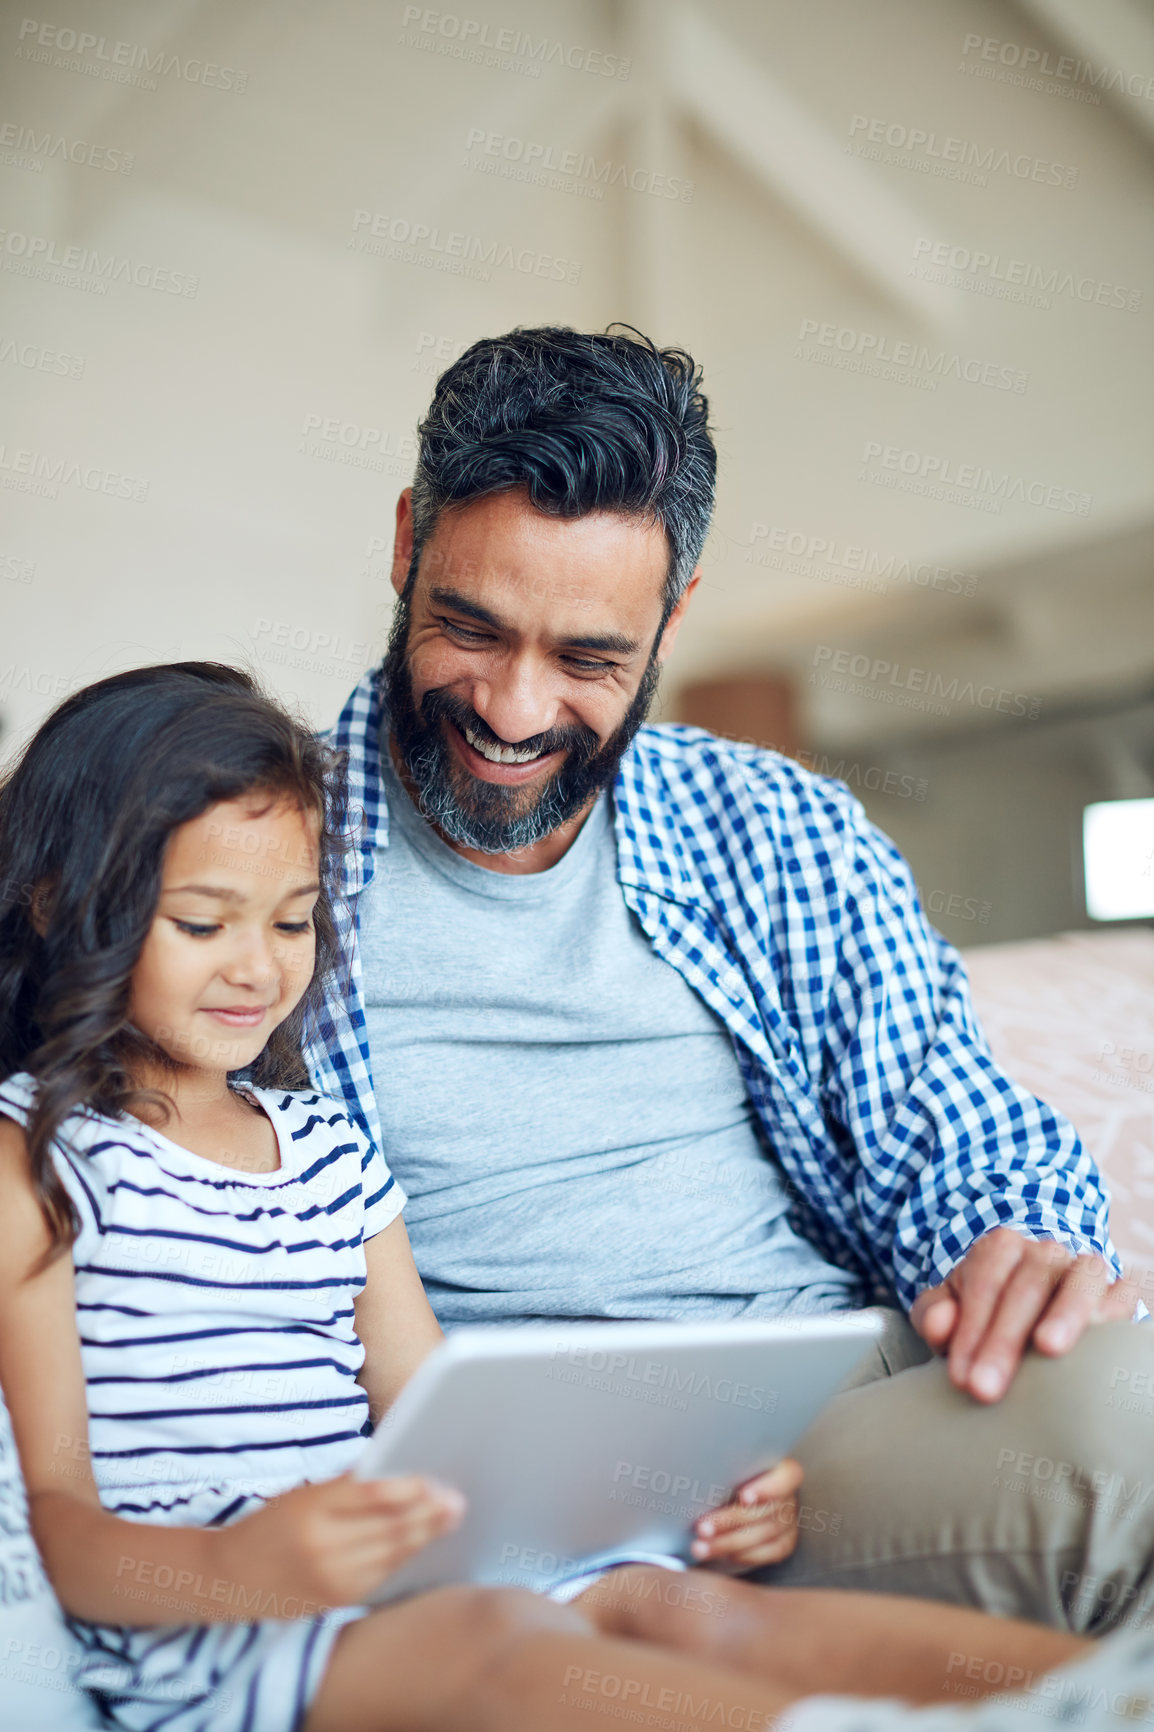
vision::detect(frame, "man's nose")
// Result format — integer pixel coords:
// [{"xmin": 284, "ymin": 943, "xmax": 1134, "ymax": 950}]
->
[{"xmin": 469, "ymin": 659, "xmax": 561, "ymax": 745}]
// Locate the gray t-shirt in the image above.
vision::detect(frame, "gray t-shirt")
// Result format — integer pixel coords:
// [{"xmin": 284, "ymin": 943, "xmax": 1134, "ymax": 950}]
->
[{"xmin": 359, "ymin": 754, "xmax": 860, "ymax": 1327}]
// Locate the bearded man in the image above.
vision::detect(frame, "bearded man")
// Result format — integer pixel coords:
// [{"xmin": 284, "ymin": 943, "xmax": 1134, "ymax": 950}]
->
[{"xmin": 308, "ymin": 326, "xmax": 1149, "ymax": 1630}]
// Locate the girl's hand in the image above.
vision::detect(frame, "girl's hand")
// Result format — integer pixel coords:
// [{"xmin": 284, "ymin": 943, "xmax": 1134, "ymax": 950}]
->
[
  {"xmin": 689, "ymin": 1456, "xmax": 804, "ymax": 1572},
  {"xmin": 218, "ymin": 1474, "xmax": 465, "ymax": 1612}
]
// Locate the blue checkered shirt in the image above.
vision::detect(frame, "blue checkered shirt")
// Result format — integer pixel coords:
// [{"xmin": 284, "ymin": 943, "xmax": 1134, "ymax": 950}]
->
[{"xmin": 305, "ymin": 669, "xmax": 1119, "ymax": 1311}]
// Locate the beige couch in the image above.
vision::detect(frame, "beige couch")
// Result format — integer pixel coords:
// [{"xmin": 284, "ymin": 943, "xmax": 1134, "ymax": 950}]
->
[{"xmin": 964, "ymin": 928, "xmax": 1154, "ymax": 1289}]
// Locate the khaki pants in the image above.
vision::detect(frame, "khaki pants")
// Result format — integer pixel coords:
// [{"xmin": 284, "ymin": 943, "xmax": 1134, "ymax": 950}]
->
[{"xmin": 757, "ymin": 1313, "xmax": 1154, "ymax": 1634}]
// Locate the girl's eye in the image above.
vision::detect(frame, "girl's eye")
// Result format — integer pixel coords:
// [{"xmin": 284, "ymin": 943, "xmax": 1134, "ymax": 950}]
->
[
  {"xmin": 275, "ymin": 921, "xmax": 313, "ymax": 934},
  {"xmin": 174, "ymin": 920, "xmax": 220, "ymax": 938}
]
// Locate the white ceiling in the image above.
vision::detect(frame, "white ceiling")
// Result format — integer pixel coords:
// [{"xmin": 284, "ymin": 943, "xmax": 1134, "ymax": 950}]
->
[{"xmin": 1, "ymin": 0, "xmax": 1152, "ymax": 751}]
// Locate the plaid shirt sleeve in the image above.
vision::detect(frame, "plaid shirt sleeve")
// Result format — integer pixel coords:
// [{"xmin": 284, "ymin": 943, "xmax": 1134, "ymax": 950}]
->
[
  {"xmin": 617, "ymin": 729, "xmax": 1122, "ymax": 1313},
  {"xmin": 303, "ymin": 673, "xmax": 384, "ymax": 1153},
  {"xmin": 818, "ymin": 789, "xmax": 1119, "ymax": 1307}
]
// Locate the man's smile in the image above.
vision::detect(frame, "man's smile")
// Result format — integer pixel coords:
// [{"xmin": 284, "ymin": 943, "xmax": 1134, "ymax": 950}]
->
[{"xmin": 449, "ymin": 718, "xmax": 564, "ymax": 784}]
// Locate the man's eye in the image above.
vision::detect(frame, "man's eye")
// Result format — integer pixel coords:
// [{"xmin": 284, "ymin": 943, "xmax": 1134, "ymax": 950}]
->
[
  {"xmin": 441, "ymin": 619, "xmax": 491, "ymax": 644},
  {"xmin": 564, "ymin": 656, "xmax": 613, "ymax": 675},
  {"xmin": 174, "ymin": 920, "xmax": 220, "ymax": 938}
]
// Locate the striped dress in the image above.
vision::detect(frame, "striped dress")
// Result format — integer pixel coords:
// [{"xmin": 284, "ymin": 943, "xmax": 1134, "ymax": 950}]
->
[{"xmin": 0, "ymin": 1071, "xmax": 405, "ymax": 1732}]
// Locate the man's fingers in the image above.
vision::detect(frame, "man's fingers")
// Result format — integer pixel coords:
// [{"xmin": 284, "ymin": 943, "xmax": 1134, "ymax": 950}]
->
[
  {"xmin": 962, "ymin": 1242, "xmax": 1076, "ymax": 1401},
  {"xmin": 918, "ymin": 1232, "xmax": 1131, "ymax": 1404},
  {"xmin": 911, "ymin": 1288, "xmax": 957, "ymax": 1350},
  {"xmin": 1096, "ymin": 1271, "xmax": 1145, "ymax": 1323},
  {"xmin": 944, "ymin": 1228, "xmax": 1026, "ymax": 1383},
  {"xmin": 1031, "ymin": 1255, "xmax": 1111, "ymax": 1355}
]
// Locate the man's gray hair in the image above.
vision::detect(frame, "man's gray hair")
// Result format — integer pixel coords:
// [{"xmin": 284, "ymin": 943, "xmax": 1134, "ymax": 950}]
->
[{"xmin": 407, "ymin": 325, "xmax": 717, "ymax": 620}]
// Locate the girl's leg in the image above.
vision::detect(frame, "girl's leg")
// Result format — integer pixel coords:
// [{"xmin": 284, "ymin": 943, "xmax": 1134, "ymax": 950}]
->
[
  {"xmin": 304, "ymin": 1584, "xmax": 796, "ymax": 1732},
  {"xmin": 574, "ymin": 1567, "xmax": 1092, "ymax": 1704}
]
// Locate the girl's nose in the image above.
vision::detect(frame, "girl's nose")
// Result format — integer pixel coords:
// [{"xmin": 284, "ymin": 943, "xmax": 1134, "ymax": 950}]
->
[{"xmin": 222, "ymin": 930, "xmax": 279, "ymax": 988}]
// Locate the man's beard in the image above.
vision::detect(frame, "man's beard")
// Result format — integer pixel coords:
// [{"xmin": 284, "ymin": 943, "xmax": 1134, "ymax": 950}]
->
[{"xmin": 378, "ymin": 593, "xmax": 661, "ymax": 854}]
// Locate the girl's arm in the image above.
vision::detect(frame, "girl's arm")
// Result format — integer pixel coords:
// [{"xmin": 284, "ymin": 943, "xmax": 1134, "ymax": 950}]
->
[
  {"xmin": 0, "ymin": 1119, "xmax": 458, "ymax": 1626},
  {"xmin": 354, "ymin": 1214, "xmax": 445, "ymax": 1425},
  {"xmin": 0, "ymin": 1117, "xmax": 225, "ymax": 1623}
]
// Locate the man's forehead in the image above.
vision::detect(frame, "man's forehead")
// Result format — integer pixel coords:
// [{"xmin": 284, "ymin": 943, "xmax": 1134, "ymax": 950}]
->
[{"xmin": 415, "ymin": 494, "xmax": 669, "ymax": 625}]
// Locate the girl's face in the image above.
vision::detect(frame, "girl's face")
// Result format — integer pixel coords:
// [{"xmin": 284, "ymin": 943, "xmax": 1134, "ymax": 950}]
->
[{"xmin": 128, "ymin": 795, "xmax": 322, "ymax": 1078}]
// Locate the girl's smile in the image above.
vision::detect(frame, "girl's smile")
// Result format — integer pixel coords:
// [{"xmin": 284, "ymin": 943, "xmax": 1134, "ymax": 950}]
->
[{"xmin": 202, "ymin": 1003, "xmax": 273, "ymax": 1028}]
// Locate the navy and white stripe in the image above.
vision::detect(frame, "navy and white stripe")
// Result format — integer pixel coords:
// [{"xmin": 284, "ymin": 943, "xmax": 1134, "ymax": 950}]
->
[
  {"xmin": 0, "ymin": 1074, "xmax": 402, "ymax": 1731},
  {"xmin": 307, "ymin": 668, "xmax": 1120, "ymax": 1311},
  {"xmin": 0, "ymin": 1073, "xmax": 402, "ymax": 1516}
]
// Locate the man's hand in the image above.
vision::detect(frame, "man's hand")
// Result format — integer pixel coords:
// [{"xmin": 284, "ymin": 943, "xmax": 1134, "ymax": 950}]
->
[
  {"xmin": 689, "ymin": 1457, "xmax": 804, "ymax": 1572},
  {"xmin": 910, "ymin": 1227, "xmax": 1139, "ymax": 1403}
]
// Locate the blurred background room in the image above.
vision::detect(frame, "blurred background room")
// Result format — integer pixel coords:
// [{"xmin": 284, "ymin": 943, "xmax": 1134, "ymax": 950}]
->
[{"xmin": 2, "ymin": 0, "xmax": 1153, "ymax": 1259}]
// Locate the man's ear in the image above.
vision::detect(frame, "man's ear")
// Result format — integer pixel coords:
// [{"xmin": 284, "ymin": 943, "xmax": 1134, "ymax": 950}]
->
[
  {"xmin": 390, "ymin": 488, "xmax": 414, "ymax": 599},
  {"xmin": 656, "ymin": 568, "xmax": 701, "ymax": 664}
]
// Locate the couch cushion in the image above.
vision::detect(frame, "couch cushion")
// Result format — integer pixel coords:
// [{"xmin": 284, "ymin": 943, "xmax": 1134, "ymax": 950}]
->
[
  {"xmin": 963, "ymin": 928, "xmax": 1154, "ymax": 1290},
  {"xmin": 0, "ymin": 1381, "xmax": 103, "ymax": 1727}
]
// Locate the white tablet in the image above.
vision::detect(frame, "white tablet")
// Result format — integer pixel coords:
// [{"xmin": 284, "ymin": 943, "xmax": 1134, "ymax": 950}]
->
[{"xmin": 356, "ymin": 1313, "xmax": 881, "ymax": 1601}]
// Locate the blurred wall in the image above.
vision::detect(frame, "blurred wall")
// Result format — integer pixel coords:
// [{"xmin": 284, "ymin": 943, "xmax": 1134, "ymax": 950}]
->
[{"xmin": 2, "ymin": 0, "xmax": 1152, "ymax": 945}]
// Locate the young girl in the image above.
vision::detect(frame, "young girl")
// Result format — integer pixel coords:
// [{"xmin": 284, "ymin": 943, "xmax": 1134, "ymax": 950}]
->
[{"xmin": 0, "ymin": 664, "xmax": 1084, "ymax": 1732}]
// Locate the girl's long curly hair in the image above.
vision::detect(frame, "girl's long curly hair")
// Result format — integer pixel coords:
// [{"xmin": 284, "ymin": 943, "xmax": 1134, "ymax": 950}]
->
[{"xmin": 0, "ymin": 662, "xmax": 350, "ymax": 1257}]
